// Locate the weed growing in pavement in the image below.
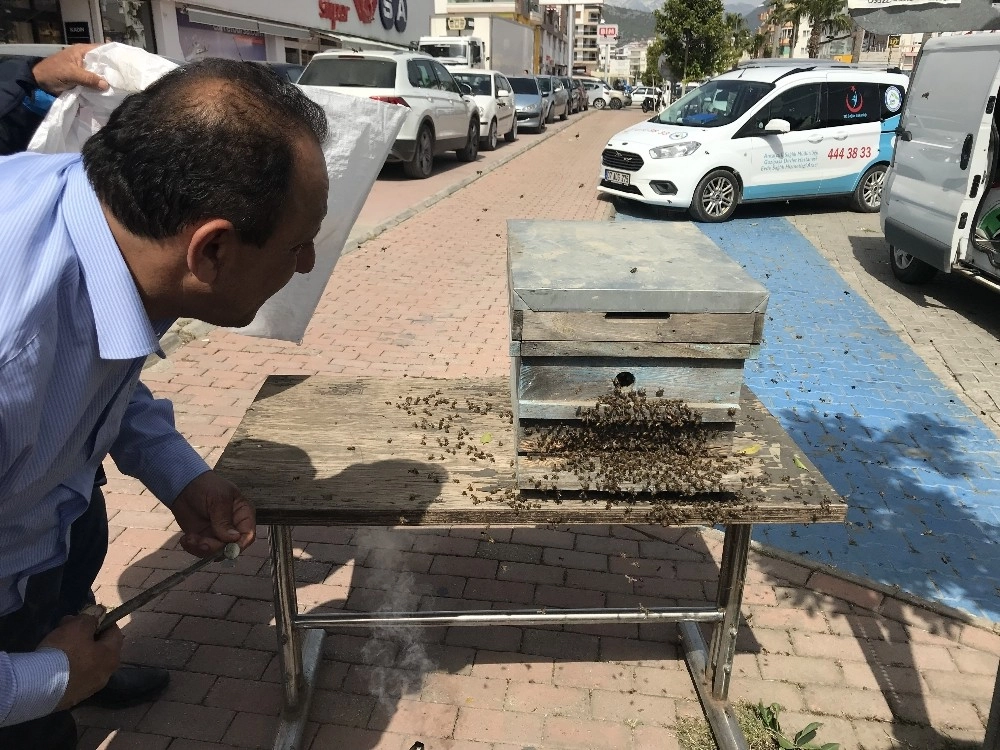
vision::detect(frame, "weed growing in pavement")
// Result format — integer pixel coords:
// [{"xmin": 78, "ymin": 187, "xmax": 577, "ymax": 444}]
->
[{"xmin": 675, "ymin": 701, "xmax": 837, "ymax": 750}]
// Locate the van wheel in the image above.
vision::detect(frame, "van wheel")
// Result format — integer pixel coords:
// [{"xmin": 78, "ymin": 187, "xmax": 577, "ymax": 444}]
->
[
  {"xmin": 594, "ymin": 98, "xmax": 606, "ymax": 110},
  {"xmin": 456, "ymin": 119, "xmax": 479, "ymax": 162},
  {"xmin": 689, "ymin": 169, "xmax": 740, "ymax": 222},
  {"xmin": 889, "ymin": 245, "xmax": 937, "ymax": 284},
  {"xmin": 484, "ymin": 119, "xmax": 498, "ymax": 151},
  {"xmin": 403, "ymin": 125, "xmax": 434, "ymax": 178},
  {"xmin": 851, "ymin": 164, "xmax": 887, "ymax": 212},
  {"xmin": 609, "ymin": 98, "xmax": 623, "ymax": 110}
]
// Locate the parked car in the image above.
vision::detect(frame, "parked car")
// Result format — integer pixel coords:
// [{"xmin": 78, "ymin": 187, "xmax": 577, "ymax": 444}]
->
[
  {"xmin": 255, "ymin": 61, "xmax": 305, "ymax": 82},
  {"xmin": 508, "ymin": 75, "xmax": 547, "ymax": 133},
  {"xmin": 298, "ymin": 49, "xmax": 480, "ymax": 179},
  {"xmin": 559, "ymin": 75, "xmax": 581, "ymax": 114},
  {"xmin": 536, "ymin": 74, "xmax": 570, "ymax": 122},
  {"xmin": 571, "ymin": 78, "xmax": 588, "ymax": 111},
  {"xmin": 597, "ymin": 64, "xmax": 908, "ymax": 221},
  {"xmin": 583, "ymin": 81, "xmax": 626, "ymax": 110},
  {"xmin": 631, "ymin": 85, "xmax": 663, "ymax": 107},
  {"xmin": 452, "ymin": 68, "xmax": 518, "ymax": 150}
]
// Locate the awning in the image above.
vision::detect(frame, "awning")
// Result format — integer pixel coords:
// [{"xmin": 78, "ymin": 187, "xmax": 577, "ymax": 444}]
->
[
  {"xmin": 848, "ymin": 0, "xmax": 1000, "ymax": 33},
  {"xmin": 313, "ymin": 30, "xmax": 411, "ymax": 51},
  {"xmin": 184, "ymin": 7, "xmax": 314, "ymax": 39}
]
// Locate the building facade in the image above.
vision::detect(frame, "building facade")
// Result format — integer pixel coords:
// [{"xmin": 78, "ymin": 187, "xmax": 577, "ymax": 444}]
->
[
  {"xmin": 2, "ymin": 0, "xmax": 435, "ymax": 63},
  {"xmin": 571, "ymin": 2, "xmax": 601, "ymax": 76}
]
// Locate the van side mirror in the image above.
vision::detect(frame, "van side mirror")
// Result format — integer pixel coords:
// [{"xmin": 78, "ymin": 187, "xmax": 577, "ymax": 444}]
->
[{"xmin": 763, "ymin": 118, "xmax": 791, "ymax": 135}]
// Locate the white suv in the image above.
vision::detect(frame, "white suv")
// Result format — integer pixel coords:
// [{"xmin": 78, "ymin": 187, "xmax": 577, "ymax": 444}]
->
[{"xmin": 299, "ymin": 49, "xmax": 480, "ymax": 178}]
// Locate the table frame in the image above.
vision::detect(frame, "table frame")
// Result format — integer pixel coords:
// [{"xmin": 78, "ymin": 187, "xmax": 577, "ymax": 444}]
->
[{"xmin": 267, "ymin": 521, "xmax": 754, "ymax": 750}]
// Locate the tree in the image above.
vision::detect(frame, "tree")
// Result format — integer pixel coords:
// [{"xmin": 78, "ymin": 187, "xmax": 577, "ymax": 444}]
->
[
  {"xmin": 642, "ymin": 37, "xmax": 666, "ymax": 85},
  {"xmin": 803, "ymin": 0, "xmax": 853, "ymax": 58},
  {"xmin": 722, "ymin": 12, "xmax": 752, "ymax": 68},
  {"xmin": 767, "ymin": 0, "xmax": 806, "ymax": 57},
  {"xmin": 653, "ymin": 0, "xmax": 731, "ymax": 81},
  {"xmin": 750, "ymin": 30, "xmax": 770, "ymax": 59}
]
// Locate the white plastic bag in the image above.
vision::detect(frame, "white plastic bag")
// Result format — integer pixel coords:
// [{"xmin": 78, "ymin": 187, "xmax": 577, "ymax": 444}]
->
[{"xmin": 28, "ymin": 44, "xmax": 407, "ymax": 344}]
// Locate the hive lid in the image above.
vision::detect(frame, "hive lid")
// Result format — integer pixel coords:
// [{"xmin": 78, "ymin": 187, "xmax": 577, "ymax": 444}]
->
[{"xmin": 507, "ymin": 220, "xmax": 769, "ymax": 314}]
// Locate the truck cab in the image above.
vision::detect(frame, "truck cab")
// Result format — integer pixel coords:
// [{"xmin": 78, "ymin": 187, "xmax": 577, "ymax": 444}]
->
[{"xmin": 417, "ymin": 36, "xmax": 485, "ymax": 69}]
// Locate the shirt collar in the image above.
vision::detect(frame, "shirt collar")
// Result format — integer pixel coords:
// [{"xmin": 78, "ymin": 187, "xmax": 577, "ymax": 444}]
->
[{"xmin": 62, "ymin": 160, "xmax": 162, "ymax": 361}]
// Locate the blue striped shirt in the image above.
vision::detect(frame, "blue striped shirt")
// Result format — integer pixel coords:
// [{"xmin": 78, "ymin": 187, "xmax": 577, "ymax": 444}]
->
[{"xmin": 0, "ymin": 152, "xmax": 211, "ymax": 725}]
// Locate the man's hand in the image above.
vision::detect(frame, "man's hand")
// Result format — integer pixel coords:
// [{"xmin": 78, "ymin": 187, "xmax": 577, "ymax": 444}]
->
[
  {"xmin": 32, "ymin": 44, "xmax": 109, "ymax": 96},
  {"xmin": 170, "ymin": 471, "xmax": 256, "ymax": 557},
  {"xmin": 39, "ymin": 613, "xmax": 123, "ymax": 710}
]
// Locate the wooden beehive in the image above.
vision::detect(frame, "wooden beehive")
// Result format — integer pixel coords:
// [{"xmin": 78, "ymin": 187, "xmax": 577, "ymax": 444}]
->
[{"xmin": 507, "ymin": 220, "xmax": 769, "ymax": 493}]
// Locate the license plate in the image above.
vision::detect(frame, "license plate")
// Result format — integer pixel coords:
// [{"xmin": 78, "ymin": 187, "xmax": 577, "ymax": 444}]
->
[{"xmin": 605, "ymin": 169, "xmax": 630, "ymax": 186}]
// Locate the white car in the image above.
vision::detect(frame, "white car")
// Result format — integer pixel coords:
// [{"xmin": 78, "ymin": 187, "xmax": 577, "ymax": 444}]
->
[
  {"xmin": 298, "ymin": 49, "xmax": 480, "ymax": 179},
  {"xmin": 597, "ymin": 64, "xmax": 908, "ymax": 221},
  {"xmin": 582, "ymin": 81, "xmax": 626, "ymax": 110},
  {"xmin": 451, "ymin": 69, "xmax": 517, "ymax": 151}
]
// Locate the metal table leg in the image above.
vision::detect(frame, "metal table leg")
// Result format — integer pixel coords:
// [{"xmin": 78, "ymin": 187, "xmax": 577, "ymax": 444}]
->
[
  {"xmin": 271, "ymin": 525, "xmax": 325, "ymax": 750},
  {"xmin": 680, "ymin": 523, "xmax": 753, "ymax": 750}
]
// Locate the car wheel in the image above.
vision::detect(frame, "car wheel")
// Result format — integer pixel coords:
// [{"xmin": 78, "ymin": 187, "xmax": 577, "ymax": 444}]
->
[
  {"xmin": 560, "ymin": 103, "xmax": 568, "ymax": 121},
  {"xmin": 689, "ymin": 169, "xmax": 740, "ymax": 223},
  {"xmin": 851, "ymin": 163, "xmax": 887, "ymax": 212},
  {"xmin": 484, "ymin": 118, "xmax": 498, "ymax": 151},
  {"xmin": 402, "ymin": 124, "xmax": 434, "ymax": 179},
  {"xmin": 545, "ymin": 105, "xmax": 555, "ymax": 124},
  {"xmin": 456, "ymin": 118, "xmax": 479, "ymax": 162},
  {"xmin": 609, "ymin": 98, "xmax": 623, "ymax": 110},
  {"xmin": 537, "ymin": 116, "xmax": 546, "ymax": 134},
  {"xmin": 593, "ymin": 98, "xmax": 606, "ymax": 110},
  {"xmin": 889, "ymin": 245, "xmax": 937, "ymax": 284},
  {"xmin": 505, "ymin": 116, "xmax": 517, "ymax": 143}
]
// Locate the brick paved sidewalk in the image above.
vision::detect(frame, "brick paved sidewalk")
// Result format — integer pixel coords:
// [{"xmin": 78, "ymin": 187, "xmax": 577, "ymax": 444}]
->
[{"xmin": 77, "ymin": 110, "xmax": 999, "ymax": 749}]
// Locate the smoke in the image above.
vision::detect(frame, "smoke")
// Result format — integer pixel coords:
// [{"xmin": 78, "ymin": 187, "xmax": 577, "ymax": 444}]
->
[{"xmin": 355, "ymin": 528, "xmax": 435, "ymax": 712}]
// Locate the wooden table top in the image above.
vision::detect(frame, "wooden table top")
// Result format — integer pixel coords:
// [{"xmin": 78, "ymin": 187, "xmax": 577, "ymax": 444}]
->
[{"xmin": 214, "ymin": 375, "xmax": 847, "ymax": 527}]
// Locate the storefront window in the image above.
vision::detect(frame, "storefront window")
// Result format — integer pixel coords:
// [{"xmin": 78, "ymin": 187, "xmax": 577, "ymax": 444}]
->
[
  {"xmin": 0, "ymin": 0, "xmax": 64, "ymax": 44},
  {"xmin": 176, "ymin": 9, "xmax": 265, "ymax": 62},
  {"xmin": 99, "ymin": 0, "xmax": 155, "ymax": 50}
]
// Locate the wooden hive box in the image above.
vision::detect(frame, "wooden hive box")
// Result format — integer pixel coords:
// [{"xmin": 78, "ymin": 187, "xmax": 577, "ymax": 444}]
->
[{"xmin": 507, "ymin": 220, "xmax": 769, "ymax": 493}]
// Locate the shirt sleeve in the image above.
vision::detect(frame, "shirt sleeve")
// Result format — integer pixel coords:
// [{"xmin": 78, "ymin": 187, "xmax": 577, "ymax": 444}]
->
[
  {"xmin": 0, "ymin": 647, "xmax": 69, "ymax": 727},
  {"xmin": 109, "ymin": 381, "xmax": 210, "ymax": 505}
]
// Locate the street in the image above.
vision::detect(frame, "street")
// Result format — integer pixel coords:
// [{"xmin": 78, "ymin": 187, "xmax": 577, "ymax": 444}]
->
[{"xmin": 79, "ymin": 105, "xmax": 1000, "ymax": 750}]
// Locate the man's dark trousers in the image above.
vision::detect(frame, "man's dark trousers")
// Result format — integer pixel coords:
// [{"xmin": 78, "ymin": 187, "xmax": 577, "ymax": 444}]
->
[{"xmin": 0, "ymin": 482, "xmax": 109, "ymax": 749}]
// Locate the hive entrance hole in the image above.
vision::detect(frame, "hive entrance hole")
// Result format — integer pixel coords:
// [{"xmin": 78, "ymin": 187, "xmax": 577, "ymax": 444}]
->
[{"xmin": 613, "ymin": 372, "xmax": 636, "ymax": 389}]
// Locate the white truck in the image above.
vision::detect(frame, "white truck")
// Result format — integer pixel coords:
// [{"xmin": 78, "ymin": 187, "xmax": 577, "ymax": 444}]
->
[{"xmin": 418, "ymin": 17, "xmax": 534, "ymax": 75}]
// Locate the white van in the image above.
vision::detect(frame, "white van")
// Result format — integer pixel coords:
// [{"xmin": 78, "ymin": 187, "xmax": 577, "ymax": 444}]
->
[
  {"xmin": 597, "ymin": 63, "xmax": 909, "ymax": 222},
  {"xmin": 881, "ymin": 35, "xmax": 1000, "ymax": 288}
]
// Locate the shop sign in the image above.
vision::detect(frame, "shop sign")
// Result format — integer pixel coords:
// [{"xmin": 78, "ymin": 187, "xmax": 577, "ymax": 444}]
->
[
  {"xmin": 318, "ymin": 0, "xmax": 351, "ymax": 28},
  {"xmin": 379, "ymin": 0, "xmax": 408, "ymax": 31}
]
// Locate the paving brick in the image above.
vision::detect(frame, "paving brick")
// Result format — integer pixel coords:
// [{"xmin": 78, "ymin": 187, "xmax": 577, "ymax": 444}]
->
[
  {"xmin": 790, "ymin": 630, "xmax": 872, "ymax": 662},
  {"xmin": 186, "ymin": 644, "xmax": 272, "ymax": 680},
  {"xmin": 510, "ymin": 527, "xmax": 575, "ymax": 549},
  {"xmin": 121, "ymin": 636, "xmax": 198, "ymax": 670},
  {"xmin": 554, "ymin": 660, "xmax": 634, "ymax": 692},
  {"xmin": 542, "ymin": 548, "xmax": 608, "ymax": 572},
  {"xmin": 950, "ymin": 646, "xmax": 1000, "ymax": 676},
  {"xmin": 496, "ymin": 560, "xmax": 565, "ymax": 585},
  {"xmin": 138, "ymin": 701, "xmax": 235, "ymax": 742},
  {"xmin": 454, "ymin": 705, "xmax": 543, "ymax": 744},
  {"xmin": 505, "ymin": 681, "xmax": 589, "ymax": 717},
  {"xmin": 368, "ymin": 697, "xmax": 459, "ymax": 738},
  {"xmin": 170, "ymin": 616, "xmax": 251, "ymax": 647},
  {"xmin": 542, "ymin": 715, "xmax": 632, "ymax": 749},
  {"xmin": 154, "ymin": 591, "xmax": 236, "ymax": 619},
  {"xmin": 74, "ymin": 703, "xmax": 153, "ymax": 731},
  {"xmin": 463, "ymin": 577, "xmax": 534, "ymax": 604},
  {"xmin": 522, "ymin": 628, "xmax": 600, "ymax": 661},
  {"xmin": 922, "ymin": 669, "xmax": 998, "ymax": 702},
  {"xmin": 76, "ymin": 728, "xmax": 171, "ymax": 750},
  {"xmin": 159, "ymin": 670, "xmax": 217, "ymax": 705},
  {"xmin": 591, "ymin": 687, "xmax": 677, "ymax": 726},
  {"xmin": 420, "ymin": 672, "xmax": 508, "ymax": 711},
  {"xmin": 757, "ymin": 654, "xmax": 846, "ymax": 686},
  {"xmin": 804, "ymin": 684, "xmax": 895, "ymax": 721},
  {"xmin": 807, "ymin": 571, "xmax": 884, "ymax": 611},
  {"xmin": 631, "ymin": 724, "xmax": 682, "ymax": 749},
  {"xmin": 445, "ymin": 624, "xmax": 522, "ymax": 652},
  {"xmin": 221, "ymin": 712, "xmax": 277, "ymax": 749},
  {"xmin": 575, "ymin": 533, "xmax": 640, "ymax": 557},
  {"xmin": 308, "ymin": 688, "xmax": 376, "ymax": 726},
  {"xmin": 204, "ymin": 676, "xmax": 283, "ymax": 715},
  {"xmin": 430, "ymin": 554, "xmax": 498, "ymax": 579},
  {"xmin": 470, "ymin": 650, "xmax": 554, "ymax": 683},
  {"xmin": 535, "ymin": 583, "xmax": 605, "ymax": 609}
]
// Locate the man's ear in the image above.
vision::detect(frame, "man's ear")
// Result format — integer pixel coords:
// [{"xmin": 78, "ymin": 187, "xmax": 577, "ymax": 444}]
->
[{"xmin": 186, "ymin": 219, "xmax": 238, "ymax": 284}]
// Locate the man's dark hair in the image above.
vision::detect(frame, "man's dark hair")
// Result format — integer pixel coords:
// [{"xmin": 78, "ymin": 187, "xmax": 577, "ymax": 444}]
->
[{"xmin": 82, "ymin": 58, "xmax": 328, "ymax": 247}]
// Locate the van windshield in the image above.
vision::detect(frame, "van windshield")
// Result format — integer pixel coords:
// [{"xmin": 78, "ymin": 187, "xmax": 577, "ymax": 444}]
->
[
  {"xmin": 419, "ymin": 43, "xmax": 467, "ymax": 58},
  {"xmin": 654, "ymin": 80, "xmax": 774, "ymax": 128}
]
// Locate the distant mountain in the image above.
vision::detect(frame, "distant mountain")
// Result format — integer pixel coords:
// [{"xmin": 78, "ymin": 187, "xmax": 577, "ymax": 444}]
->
[
  {"xmin": 604, "ymin": 0, "xmax": 758, "ymax": 16},
  {"xmin": 600, "ymin": 4, "xmax": 656, "ymax": 44}
]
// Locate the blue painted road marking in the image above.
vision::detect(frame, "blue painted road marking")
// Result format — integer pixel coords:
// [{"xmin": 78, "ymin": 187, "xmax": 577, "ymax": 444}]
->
[{"xmin": 616, "ymin": 203, "xmax": 1000, "ymax": 622}]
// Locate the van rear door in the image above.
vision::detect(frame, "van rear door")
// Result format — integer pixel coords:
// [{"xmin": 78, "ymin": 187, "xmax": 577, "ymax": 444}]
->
[{"xmin": 882, "ymin": 36, "xmax": 1000, "ymax": 272}]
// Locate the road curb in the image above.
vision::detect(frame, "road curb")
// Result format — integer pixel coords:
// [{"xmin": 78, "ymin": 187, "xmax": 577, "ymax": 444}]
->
[{"xmin": 154, "ymin": 110, "xmax": 601, "ymax": 364}]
